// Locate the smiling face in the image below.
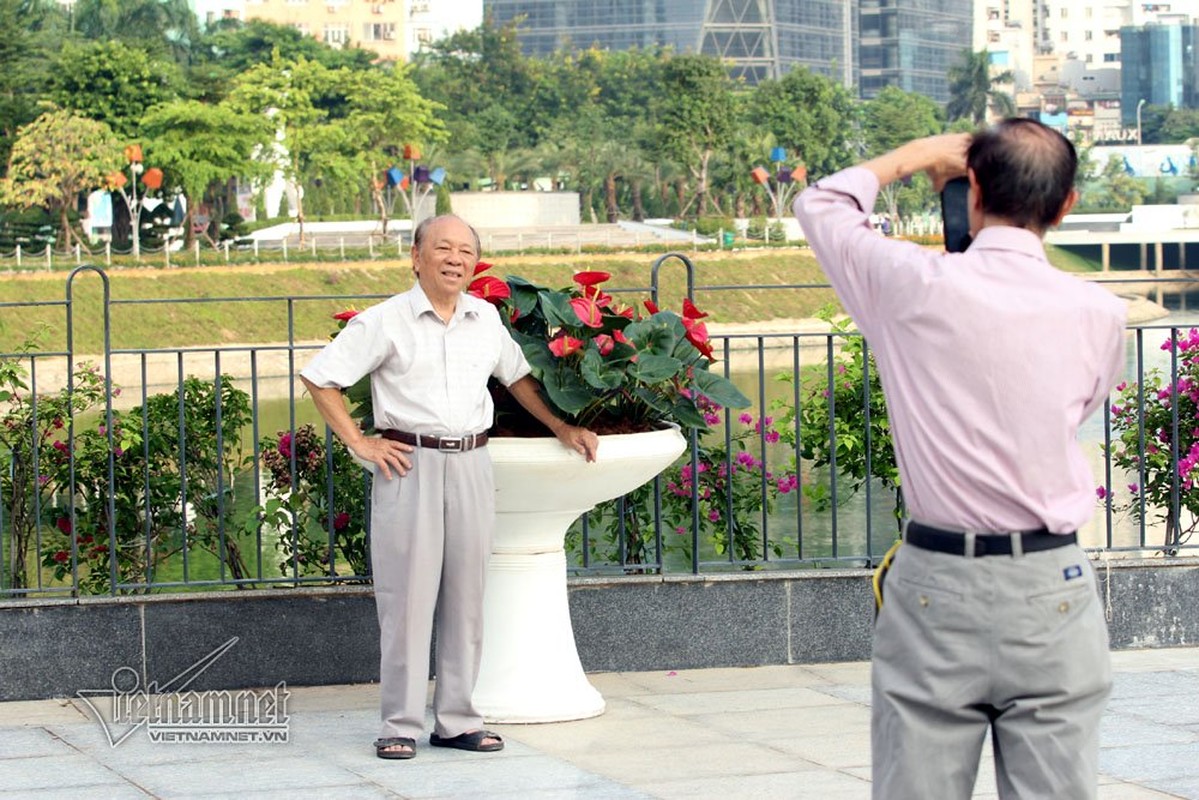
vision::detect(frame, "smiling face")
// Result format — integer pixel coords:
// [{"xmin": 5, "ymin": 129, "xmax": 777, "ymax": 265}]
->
[{"xmin": 411, "ymin": 216, "xmax": 479, "ymax": 305}]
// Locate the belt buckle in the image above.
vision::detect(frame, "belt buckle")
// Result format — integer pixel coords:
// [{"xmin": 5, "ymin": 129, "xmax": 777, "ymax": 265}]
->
[{"xmin": 438, "ymin": 436, "xmax": 464, "ymax": 452}]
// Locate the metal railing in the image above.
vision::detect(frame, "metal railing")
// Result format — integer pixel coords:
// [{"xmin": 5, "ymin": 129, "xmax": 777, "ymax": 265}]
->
[{"xmin": 0, "ymin": 263, "xmax": 1195, "ymax": 599}]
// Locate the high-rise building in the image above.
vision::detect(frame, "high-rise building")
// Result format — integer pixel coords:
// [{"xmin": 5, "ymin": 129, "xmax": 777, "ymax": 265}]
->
[
  {"xmin": 1120, "ymin": 22, "xmax": 1199, "ymax": 126},
  {"xmin": 482, "ymin": 0, "xmax": 858, "ymax": 89},
  {"xmin": 857, "ymin": 0, "xmax": 973, "ymax": 103}
]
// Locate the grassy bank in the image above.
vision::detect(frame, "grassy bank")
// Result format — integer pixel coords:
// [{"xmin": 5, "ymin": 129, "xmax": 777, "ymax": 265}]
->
[{"xmin": 0, "ymin": 243, "xmax": 1092, "ymax": 353}]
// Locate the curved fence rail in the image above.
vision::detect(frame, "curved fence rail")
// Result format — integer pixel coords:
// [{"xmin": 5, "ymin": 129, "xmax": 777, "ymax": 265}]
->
[{"xmin": 0, "ymin": 262, "xmax": 1194, "ymax": 599}]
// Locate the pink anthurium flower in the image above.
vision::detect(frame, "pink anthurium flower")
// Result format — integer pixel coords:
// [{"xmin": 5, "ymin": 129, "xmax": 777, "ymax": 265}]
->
[
  {"xmin": 583, "ymin": 284, "xmax": 614, "ymax": 308},
  {"xmin": 332, "ymin": 309, "xmax": 359, "ymax": 322},
  {"xmin": 595, "ymin": 334, "xmax": 615, "ymax": 355},
  {"xmin": 473, "ymin": 260, "xmax": 494, "ymax": 276},
  {"xmin": 549, "ymin": 334, "xmax": 584, "ymax": 357},
  {"xmin": 570, "ymin": 296, "xmax": 603, "ymax": 328}
]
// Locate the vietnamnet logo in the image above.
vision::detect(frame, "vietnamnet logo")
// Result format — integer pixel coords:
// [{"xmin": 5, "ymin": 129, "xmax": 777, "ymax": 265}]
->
[{"xmin": 75, "ymin": 637, "xmax": 290, "ymax": 746}]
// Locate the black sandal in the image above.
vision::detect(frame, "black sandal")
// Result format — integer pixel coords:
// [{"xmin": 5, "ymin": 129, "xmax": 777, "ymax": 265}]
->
[
  {"xmin": 429, "ymin": 730, "xmax": 504, "ymax": 752},
  {"xmin": 373, "ymin": 736, "xmax": 416, "ymax": 759}
]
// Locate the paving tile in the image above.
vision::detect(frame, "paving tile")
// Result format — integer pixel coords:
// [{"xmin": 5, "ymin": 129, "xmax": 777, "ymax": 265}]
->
[
  {"xmin": 1097, "ymin": 782, "xmax": 1193, "ymax": 799},
  {"xmin": 632, "ymin": 685, "xmax": 849, "ymax": 716},
  {"xmin": 0, "ymin": 727, "xmax": 77, "ymax": 758},
  {"xmin": 347, "ymin": 753, "xmax": 618, "ymax": 799},
  {"xmin": 0, "ymin": 753, "xmax": 132, "ymax": 792},
  {"xmin": 1100, "ymin": 742, "xmax": 1199, "ymax": 782},
  {"xmin": 0, "ymin": 698, "xmax": 90, "ymax": 727},
  {"xmin": 565, "ymin": 741, "xmax": 819, "ymax": 784},
  {"xmin": 116, "ymin": 754, "xmax": 366, "ymax": 796},
  {"xmin": 638, "ymin": 769, "xmax": 871, "ymax": 800}
]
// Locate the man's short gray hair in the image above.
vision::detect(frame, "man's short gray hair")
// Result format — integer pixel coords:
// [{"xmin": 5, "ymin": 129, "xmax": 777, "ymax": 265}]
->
[{"xmin": 412, "ymin": 215, "xmax": 481, "ymax": 257}]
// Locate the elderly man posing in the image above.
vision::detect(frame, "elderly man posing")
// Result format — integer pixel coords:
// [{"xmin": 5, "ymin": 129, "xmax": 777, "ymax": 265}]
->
[
  {"xmin": 300, "ymin": 214, "xmax": 597, "ymax": 760},
  {"xmin": 794, "ymin": 120, "xmax": 1125, "ymax": 798}
]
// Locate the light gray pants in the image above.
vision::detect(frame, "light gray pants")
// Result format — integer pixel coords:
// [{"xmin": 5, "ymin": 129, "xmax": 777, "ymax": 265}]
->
[
  {"xmin": 370, "ymin": 445, "xmax": 495, "ymax": 740},
  {"xmin": 872, "ymin": 541, "xmax": 1111, "ymax": 799}
]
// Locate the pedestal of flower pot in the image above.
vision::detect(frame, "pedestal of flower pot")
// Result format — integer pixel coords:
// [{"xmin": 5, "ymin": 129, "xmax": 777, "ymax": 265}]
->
[{"xmin": 473, "ymin": 426, "xmax": 686, "ymax": 723}]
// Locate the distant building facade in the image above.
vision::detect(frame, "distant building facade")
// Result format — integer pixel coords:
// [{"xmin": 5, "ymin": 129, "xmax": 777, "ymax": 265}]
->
[
  {"xmin": 482, "ymin": 0, "xmax": 858, "ymax": 89},
  {"xmin": 1120, "ymin": 22, "xmax": 1199, "ymax": 126},
  {"xmin": 858, "ymin": 0, "xmax": 973, "ymax": 103}
]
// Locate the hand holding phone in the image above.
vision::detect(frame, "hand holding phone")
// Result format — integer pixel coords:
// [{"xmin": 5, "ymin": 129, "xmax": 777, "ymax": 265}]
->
[{"xmin": 941, "ymin": 177, "xmax": 972, "ymax": 253}]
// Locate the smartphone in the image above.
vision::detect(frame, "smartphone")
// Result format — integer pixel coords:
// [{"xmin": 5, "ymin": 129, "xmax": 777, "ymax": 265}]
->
[{"xmin": 941, "ymin": 177, "xmax": 972, "ymax": 253}]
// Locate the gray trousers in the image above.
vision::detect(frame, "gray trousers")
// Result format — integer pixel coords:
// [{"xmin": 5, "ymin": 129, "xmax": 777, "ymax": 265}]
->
[
  {"xmin": 872, "ymin": 541, "xmax": 1111, "ymax": 799},
  {"xmin": 370, "ymin": 445, "xmax": 495, "ymax": 740}
]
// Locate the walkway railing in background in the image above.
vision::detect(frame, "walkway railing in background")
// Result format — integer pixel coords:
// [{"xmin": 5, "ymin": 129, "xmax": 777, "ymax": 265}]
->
[{"xmin": 0, "ymin": 264, "xmax": 1194, "ymax": 599}]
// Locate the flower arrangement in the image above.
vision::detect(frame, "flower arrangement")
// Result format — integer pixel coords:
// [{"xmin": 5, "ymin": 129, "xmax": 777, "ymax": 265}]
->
[
  {"xmin": 475, "ymin": 263, "xmax": 750, "ymax": 434},
  {"xmin": 1106, "ymin": 328, "xmax": 1199, "ymax": 549},
  {"xmin": 333, "ymin": 264, "xmax": 751, "ymax": 436}
]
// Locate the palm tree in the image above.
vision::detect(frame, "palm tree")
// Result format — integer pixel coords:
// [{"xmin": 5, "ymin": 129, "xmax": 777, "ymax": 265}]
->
[{"xmin": 946, "ymin": 49, "xmax": 1015, "ymax": 124}]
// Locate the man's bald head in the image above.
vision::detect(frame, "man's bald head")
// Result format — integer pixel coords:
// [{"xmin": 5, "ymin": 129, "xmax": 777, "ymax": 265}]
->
[{"xmin": 968, "ymin": 118, "xmax": 1077, "ymax": 233}]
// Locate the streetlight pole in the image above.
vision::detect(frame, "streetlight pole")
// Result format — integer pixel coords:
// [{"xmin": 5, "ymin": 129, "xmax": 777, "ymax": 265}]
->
[{"xmin": 1136, "ymin": 98, "xmax": 1146, "ymax": 146}]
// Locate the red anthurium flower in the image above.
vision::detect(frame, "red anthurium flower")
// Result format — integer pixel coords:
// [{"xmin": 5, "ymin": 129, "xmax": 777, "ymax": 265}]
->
[
  {"xmin": 613, "ymin": 329, "xmax": 631, "ymax": 345},
  {"xmin": 594, "ymin": 334, "xmax": 615, "ymax": 356},
  {"xmin": 332, "ymin": 309, "xmax": 359, "ymax": 322},
  {"xmin": 509, "ymin": 307, "xmax": 521, "ymax": 324},
  {"xmin": 644, "ymin": 299, "xmax": 660, "ymax": 315},
  {"xmin": 472, "ymin": 260, "xmax": 494, "ymax": 276},
  {"xmin": 613, "ymin": 303, "xmax": 635, "ymax": 319},
  {"xmin": 468, "ymin": 275, "xmax": 511, "ymax": 304},
  {"xmin": 583, "ymin": 285, "xmax": 614, "ymax": 307},
  {"xmin": 573, "ymin": 271, "xmax": 611, "ymax": 287},
  {"xmin": 682, "ymin": 298, "xmax": 709, "ymax": 320},
  {"xmin": 549, "ymin": 334, "xmax": 584, "ymax": 357},
  {"xmin": 570, "ymin": 296, "xmax": 603, "ymax": 328},
  {"xmin": 683, "ymin": 318, "xmax": 715, "ymax": 361}
]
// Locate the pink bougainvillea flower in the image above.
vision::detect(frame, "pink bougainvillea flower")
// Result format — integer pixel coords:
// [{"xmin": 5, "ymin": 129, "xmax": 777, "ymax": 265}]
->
[
  {"xmin": 573, "ymin": 270, "xmax": 611, "ymax": 287},
  {"xmin": 333, "ymin": 512, "xmax": 350, "ymax": 531},
  {"xmin": 56, "ymin": 517, "xmax": 72, "ymax": 535},
  {"xmin": 682, "ymin": 298, "xmax": 709, "ymax": 320},
  {"xmin": 595, "ymin": 334, "xmax": 615, "ymax": 356},
  {"xmin": 1095, "ymin": 486, "xmax": 1107, "ymax": 500},
  {"xmin": 332, "ymin": 309, "xmax": 359, "ymax": 322},
  {"xmin": 473, "ymin": 260, "xmax": 494, "ymax": 276},
  {"xmin": 53, "ymin": 550, "xmax": 69, "ymax": 564},
  {"xmin": 549, "ymin": 334, "xmax": 584, "ymax": 358},
  {"xmin": 570, "ymin": 296, "xmax": 603, "ymax": 328},
  {"xmin": 468, "ymin": 275, "xmax": 511, "ymax": 303},
  {"xmin": 278, "ymin": 432, "xmax": 293, "ymax": 459}
]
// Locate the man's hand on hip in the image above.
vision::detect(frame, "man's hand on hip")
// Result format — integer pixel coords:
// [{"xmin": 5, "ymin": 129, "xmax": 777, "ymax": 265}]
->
[{"xmin": 352, "ymin": 436, "xmax": 414, "ymax": 480}]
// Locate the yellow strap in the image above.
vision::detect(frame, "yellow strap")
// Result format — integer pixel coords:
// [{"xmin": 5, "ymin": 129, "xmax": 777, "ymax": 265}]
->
[{"xmin": 872, "ymin": 539, "xmax": 902, "ymax": 610}]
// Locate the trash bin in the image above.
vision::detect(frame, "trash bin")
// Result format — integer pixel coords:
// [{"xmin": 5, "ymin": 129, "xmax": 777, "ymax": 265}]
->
[{"xmin": 722, "ymin": 231, "xmax": 735, "ymax": 247}]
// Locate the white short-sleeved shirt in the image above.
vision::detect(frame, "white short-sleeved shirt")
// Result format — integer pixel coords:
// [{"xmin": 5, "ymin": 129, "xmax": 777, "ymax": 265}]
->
[{"xmin": 300, "ymin": 284, "xmax": 531, "ymax": 436}]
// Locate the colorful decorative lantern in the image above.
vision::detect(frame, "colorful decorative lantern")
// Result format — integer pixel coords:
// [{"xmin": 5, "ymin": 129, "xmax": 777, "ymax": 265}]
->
[
  {"xmin": 750, "ymin": 166, "xmax": 770, "ymax": 185},
  {"xmin": 141, "ymin": 167, "xmax": 164, "ymax": 190},
  {"xmin": 386, "ymin": 166, "xmax": 404, "ymax": 187},
  {"xmin": 124, "ymin": 144, "xmax": 143, "ymax": 163},
  {"xmin": 429, "ymin": 167, "xmax": 447, "ymax": 186},
  {"xmin": 413, "ymin": 166, "xmax": 431, "ymax": 184},
  {"xmin": 403, "ymin": 144, "xmax": 421, "ymax": 160},
  {"xmin": 770, "ymin": 146, "xmax": 786, "ymax": 163}
]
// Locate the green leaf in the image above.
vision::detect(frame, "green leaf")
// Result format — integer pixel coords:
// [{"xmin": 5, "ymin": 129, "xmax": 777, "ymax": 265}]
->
[
  {"xmin": 690, "ymin": 368, "xmax": 751, "ymax": 409},
  {"xmin": 628, "ymin": 354, "xmax": 680, "ymax": 383},
  {"xmin": 580, "ymin": 349, "xmax": 625, "ymax": 390}
]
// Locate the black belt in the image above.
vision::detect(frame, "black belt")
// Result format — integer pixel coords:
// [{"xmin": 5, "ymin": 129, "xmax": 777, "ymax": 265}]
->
[
  {"xmin": 379, "ymin": 429, "xmax": 488, "ymax": 453},
  {"xmin": 905, "ymin": 521, "xmax": 1076, "ymax": 557}
]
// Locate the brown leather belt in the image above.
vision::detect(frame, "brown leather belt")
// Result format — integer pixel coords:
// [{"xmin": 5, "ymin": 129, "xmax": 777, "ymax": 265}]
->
[{"xmin": 379, "ymin": 429, "xmax": 488, "ymax": 453}]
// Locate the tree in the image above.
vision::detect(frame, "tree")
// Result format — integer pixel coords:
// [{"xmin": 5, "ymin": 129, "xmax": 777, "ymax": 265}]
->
[
  {"xmin": 227, "ymin": 54, "xmax": 359, "ymax": 244},
  {"xmin": 139, "ymin": 100, "xmax": 274, "ymax": 246},
  {"xmin": 863, "ymin": 86, "xmax": 944, "ymax": 219},
  {"xmin": 70, "ymin": 0, "xmax": 199, "ymax": 66},
  {"xmin": 653, "ymin": 54, "xmax": 738, "ymax": 217},
  {"xmin": 0, "ymin": 0, "xmax": 60, "ymax": 168},
  {"xmin": 339, "ymin": 63, "xmax": 445, "ymax": 233},
  {"xmin": 48, "ymin": 41, "xmax": 181, "ymax": 140},
  {"xmin": 1159, "ymin": 108, "xmax": 1199, "ymax": 144},
  {"xmin": 946, "ymin": 49, "xmax": 1014, "ymax": 124},
  {"xmin": 0, "ymin": 108, "xmax": 123, "ymax": 250},
  {"xmin": 749, "ymin": 68, "xmax": 858, "ymax": 182}
]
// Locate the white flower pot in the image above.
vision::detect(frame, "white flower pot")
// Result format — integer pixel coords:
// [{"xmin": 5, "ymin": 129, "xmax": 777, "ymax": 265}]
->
[{"xmin": 472, "ymin": 425, "xmax": 687, "ymax": 723}]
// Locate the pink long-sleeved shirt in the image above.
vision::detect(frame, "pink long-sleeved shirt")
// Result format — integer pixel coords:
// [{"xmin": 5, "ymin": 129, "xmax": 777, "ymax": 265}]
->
[{"xmin": 794, "ymin": 167, "xmax": 1126, "ymax": 533}]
